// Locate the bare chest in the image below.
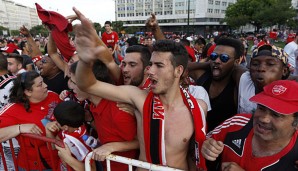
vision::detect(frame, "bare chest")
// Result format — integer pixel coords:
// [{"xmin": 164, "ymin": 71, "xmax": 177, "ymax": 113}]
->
[{"xmin": 164, "ymin": 107, "xmax": 194, "ymax": 147}]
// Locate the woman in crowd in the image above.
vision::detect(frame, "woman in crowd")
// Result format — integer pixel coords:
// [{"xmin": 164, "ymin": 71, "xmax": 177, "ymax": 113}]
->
[{"xmin": 0, "ymin": 71, "xmax": 61, "ymax": 170}]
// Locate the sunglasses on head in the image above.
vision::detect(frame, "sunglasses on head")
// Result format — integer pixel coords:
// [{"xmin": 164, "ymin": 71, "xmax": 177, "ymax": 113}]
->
[{"xmin": 210, "ymin": 52, "xmax": 231, "ymax": 63}]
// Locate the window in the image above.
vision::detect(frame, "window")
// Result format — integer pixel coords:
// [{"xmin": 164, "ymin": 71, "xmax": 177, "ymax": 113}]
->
[
  {"xmin": 222, "ymin": 2, "xmax": 227, "ymax": 6},
  {"xmin": 215, "ymin": 1, "xmax": 220, "ymax": 5},
  {"xmin": 208, "ymin": 0, "xmax": 213, "ymax": 4},
  {"xmin": 215, "ymin": 9, "xmax": 220, "ymax": 13},
  {"xmin": 208, "ymin": 9, "xmax": 213, "ymax": 13}
]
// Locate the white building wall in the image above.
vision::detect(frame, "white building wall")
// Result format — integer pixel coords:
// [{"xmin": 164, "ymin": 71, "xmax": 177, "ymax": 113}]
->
[
  {"xmin": 118, "ymin": 0, "xmax": 238, "ymax": 27},
  {"xmin": 0, "ymin": 0, "xmax": 40, "ymax": 30}
]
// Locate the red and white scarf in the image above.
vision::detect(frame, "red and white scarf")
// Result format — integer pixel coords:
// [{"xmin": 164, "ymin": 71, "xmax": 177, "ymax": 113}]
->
[{"xmin": 143, "ymin": 88, "xmax": 207, "ymax": 170}]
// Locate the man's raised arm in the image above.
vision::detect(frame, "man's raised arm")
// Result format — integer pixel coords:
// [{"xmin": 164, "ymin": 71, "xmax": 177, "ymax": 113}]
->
[
  {"xmin": 20, "ymin": 25, "xmax": 42, "ymax": 57},
  {"xmin": 47, "ymin": 33, "xmax": 68, "ymax": 73},
  {"xmin": 73, "ymin": 7, "xmax": 144, "ymax": 106},
  {"xmin": 145, "ymin": 13, "xmax": 165, "ymax": 40}
]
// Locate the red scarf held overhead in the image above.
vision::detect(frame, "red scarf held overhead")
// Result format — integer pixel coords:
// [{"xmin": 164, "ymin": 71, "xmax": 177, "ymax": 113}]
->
[
  {"xmin": 143, "ymin": 88, "xmax": 207, "ymax": 170},
  {"xmin": 35, "ymin": 3, "xmax": 75, "ymax": 62}
]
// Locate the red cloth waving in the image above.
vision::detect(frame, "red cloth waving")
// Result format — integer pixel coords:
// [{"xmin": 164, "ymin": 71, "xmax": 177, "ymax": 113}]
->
[{"xmin": 35, "ymin": 3, "xmax": 75, "ymax": 61}]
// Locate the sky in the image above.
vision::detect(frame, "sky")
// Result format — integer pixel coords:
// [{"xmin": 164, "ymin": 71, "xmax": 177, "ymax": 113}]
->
[{"xmin": 13, "ymin": 0, "xmax": 115, "ymax": 25}]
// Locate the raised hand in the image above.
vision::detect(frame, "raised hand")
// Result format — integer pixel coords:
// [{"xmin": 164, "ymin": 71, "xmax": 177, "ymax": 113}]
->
[
  {"xmin": 66, "ymin": 15, "xmax": 78, "ymax": 24},
  {"xmin": 72, "ymin": 7, "xmax": 111, "ymax": 64},
  {"xmin": 145, "ymin": 13, "xmax": 158, "ymax": 31},
  {"xmin": 19, "ymin": 25, "xmax": 31, "ymax": 37},
  {"xmin": 201, "ymin": 138, "xmax": 224, "ymax": 161}
]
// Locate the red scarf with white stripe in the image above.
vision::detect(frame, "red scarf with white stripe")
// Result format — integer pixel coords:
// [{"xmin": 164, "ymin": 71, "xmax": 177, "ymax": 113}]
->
[{"xmin": 143, "ymin": 88, "xmax": 207, "ymax": 170}]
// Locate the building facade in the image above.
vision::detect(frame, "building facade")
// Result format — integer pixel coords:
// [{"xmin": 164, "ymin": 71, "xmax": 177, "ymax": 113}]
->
[
  {"xmin": 117, "ymin": 0, "xmax": 237, "ymax": 35},
  {"xmin": 0, "ymin": 0, "xmax": 40, "ymax": 32}
]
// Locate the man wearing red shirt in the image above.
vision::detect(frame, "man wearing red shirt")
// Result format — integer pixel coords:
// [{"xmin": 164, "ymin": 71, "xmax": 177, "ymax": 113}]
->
[
  {"xmin": 101, "ymin": 21, "xmax": 119, "ymax": 51},
  {"xmin": 202, "ymin": 80, "xmax": 298, "ymax": 171}
]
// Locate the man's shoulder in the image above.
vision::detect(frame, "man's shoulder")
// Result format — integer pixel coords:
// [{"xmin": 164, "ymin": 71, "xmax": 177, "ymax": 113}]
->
[
  {"xmin": 208, "ymin": 114, "xmax": 252, "ymax": 137},
  {"xmin": 0, "ymin": 73, "xmax": 15, "ymax": 87}
]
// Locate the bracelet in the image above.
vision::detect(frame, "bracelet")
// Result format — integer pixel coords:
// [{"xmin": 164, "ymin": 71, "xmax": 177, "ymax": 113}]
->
[{"xmin": 18, "ymin": 124, "xmax": 21, "ymax": 134}]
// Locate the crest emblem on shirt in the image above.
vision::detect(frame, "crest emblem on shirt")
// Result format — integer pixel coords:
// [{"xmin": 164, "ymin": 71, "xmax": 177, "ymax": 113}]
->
[{"xmin": 272, "ymin": 85, "xmax": 287, "ymax": 95}]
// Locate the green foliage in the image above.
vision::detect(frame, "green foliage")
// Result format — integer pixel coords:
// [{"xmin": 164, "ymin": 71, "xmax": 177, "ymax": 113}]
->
[
  {"xmin": 10, "ymin": 30, "xmax": 19, "ymax": 36},
  {"xmin": 0, "ymin": 26, "xmax": 9, "ymax": 36},
  {"xmin": 112, "ymin": 21, "xmax": 124, "ymax": 33},
  {"xmin": 124, "ymin": 26, "xmax": 142, "ymax": 34},
  {"xmin": 93, "ymin": 22, "xmax": 102, "ymax": 35},
  {"xmin": 224, "ymin": 0, "xmax": 296, "ymax": 31},
  {"xmin": 30, "ymin": 25, "xmax": 49, "ymax": 37}
]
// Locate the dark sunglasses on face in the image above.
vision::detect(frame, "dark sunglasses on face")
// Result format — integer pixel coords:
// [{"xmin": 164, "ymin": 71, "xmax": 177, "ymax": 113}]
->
[{"xmin": 210, "ymin": 52, "xmax": 230, "ymax": 63}]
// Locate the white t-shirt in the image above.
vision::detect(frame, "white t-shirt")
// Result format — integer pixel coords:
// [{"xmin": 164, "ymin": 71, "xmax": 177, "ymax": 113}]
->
[
  {"xmin": 238, "ymin": 71, "xmax": 256, "ymax": 114},
  {"xmin": 188, "ymin": 85, "xmax": 212, "ymax": 112},
  {"xmin": 284, "ymin": 41, "xmax": 298, "ymax": 68}
]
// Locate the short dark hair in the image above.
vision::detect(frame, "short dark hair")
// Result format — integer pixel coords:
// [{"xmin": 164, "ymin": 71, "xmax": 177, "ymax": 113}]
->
[
  {"xmin": 216, "ymin": 37, "xmax": 244, "ymax": 59},
  {"xmin": 180, "ymin": 39, "xmax": 190, "ymax": 46},
  {"xmin": 19, "ymin": 41, "xmax": 27, "ymax": 50},
  {"xmin": 70, "ymin": 60, "xmax": 114, "ymax": 84},
  {"xmin": 9, "ymin": 71, "xmax": 40, "ymax": 112},
  {"xmin": 195, "ymin": 37, "xmax": 206, "ymax": 46},
  {"xmin": 0, "ymin": 53, "xmax": 8, "ymax": 71},
  {"xmin": 104, "ymin": 21, "xmax": 112, "ymax": 26},
  {"xmin": 54, "ymin": 101, "xmax": 85, "ymax": 128},
  {"xmin": 7, "ymin": 53, "xmax": 23, "ymax": 64},
  {"xmin": 152, "ymin": 40, "xmax": 188, "ymax": 74},
  {"xmin": 126, "ymin": 45, "xmax": 151, "ymax": 68}
]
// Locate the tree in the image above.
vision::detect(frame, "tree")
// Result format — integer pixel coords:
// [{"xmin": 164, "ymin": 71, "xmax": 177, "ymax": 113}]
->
[
  {"xmin": 93, "ymin": 22, "xmax": 101, "ymax": 35},
  {"xmin": 224, "ymin": 0, "xmax": 296, "ymax": 31},
  {"xmin": 0, "ymin": 26, "xmax": 9, "ymax": 36},
  {"xmin": 30, "ymin": 25, "xmax": 49, "ymax": 37},
  {"xmin": 112, "ymin": 21, "xmax": 124, "ymax": 33}
]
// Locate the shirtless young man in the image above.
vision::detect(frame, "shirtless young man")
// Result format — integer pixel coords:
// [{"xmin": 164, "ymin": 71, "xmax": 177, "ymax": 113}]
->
[{"xmin": 72, "ymin": 8, "xmax": 208, "ymax": 170}]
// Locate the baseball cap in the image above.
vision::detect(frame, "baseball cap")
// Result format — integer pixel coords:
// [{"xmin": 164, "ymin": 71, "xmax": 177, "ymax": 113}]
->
[
  {"xmin": 250, "ymin": 80, "xmax": 298, "ymax": 115},
  {"xmin": 252, "ymin": 44, "xmax": 288, "ymax": 66}
]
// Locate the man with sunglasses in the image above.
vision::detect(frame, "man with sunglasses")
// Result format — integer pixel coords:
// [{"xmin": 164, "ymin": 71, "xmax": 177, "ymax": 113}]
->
[
  {"xmin": 39, "ymin": 55, "xmax": 68, "ymax": 94},
  {"xmin": 196, "ymin": 37, "xmax": 244, "ymax": 132}
]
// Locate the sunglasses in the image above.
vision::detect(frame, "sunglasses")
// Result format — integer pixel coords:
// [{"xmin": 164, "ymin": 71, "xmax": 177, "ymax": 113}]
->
[
  {"xmin": 41, "ymin": 58, "xmax": 47, "ymax": 64},
  {"xmin": 210, "ymin": 52, "xmax": 231, "ymax": 63}
]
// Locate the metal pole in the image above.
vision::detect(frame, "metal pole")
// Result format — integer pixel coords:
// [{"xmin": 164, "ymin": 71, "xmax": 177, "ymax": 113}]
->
[
  {"xmin": 187, "ymin": 0, "xmax": 190, "ymax": 36},
  {"xmin": 115, "ymin": 0, "xmax": 117, "ymax": 32}
]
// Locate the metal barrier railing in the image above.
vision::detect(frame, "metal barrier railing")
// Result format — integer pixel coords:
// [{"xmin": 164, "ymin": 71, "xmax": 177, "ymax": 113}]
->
[
  {"xmin": 85, "ymin": 152, "xmax": 184, "ymax": 171},
  {"xmin": 0, "ymin": 133, "xmax": 71, "ymax": 171}
]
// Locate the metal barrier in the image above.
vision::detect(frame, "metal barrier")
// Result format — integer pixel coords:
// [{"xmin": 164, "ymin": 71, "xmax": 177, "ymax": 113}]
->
[
  {"xmin": 85, "ymin": 152, "xmax": 184, "ymax": 171},
  {"xmin": 0, "ymin": 133, "xmax": 71, "ymax": 171}
]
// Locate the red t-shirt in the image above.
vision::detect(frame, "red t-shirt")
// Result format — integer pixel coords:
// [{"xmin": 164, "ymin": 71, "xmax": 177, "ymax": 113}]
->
[
  {"xmin": 90, "ymin": 99, "xmax": 137, "ymax": 171},
  {"xmin": 0, "ymin": 91, "xmax": 61, "ymax": 170},
  {"xmin": 287, "ymin": 33, "xmax": 296, "ymax": 44},
  {"xmin": 102, "ymin": 31, "xmax": 119, "ymax": 49},
  {"xmin": 269, "ymin": 31, "xmax": 277, "ymax": 40},
  {"xmin": 208, "ymin": 114, "xmax": 298, "ymax": 171}
]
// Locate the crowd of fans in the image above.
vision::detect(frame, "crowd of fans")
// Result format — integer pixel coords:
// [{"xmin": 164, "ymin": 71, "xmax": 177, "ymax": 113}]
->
[{"xmin": 0, "ymin": 5, "xmax": 298, "ymax": 171}]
